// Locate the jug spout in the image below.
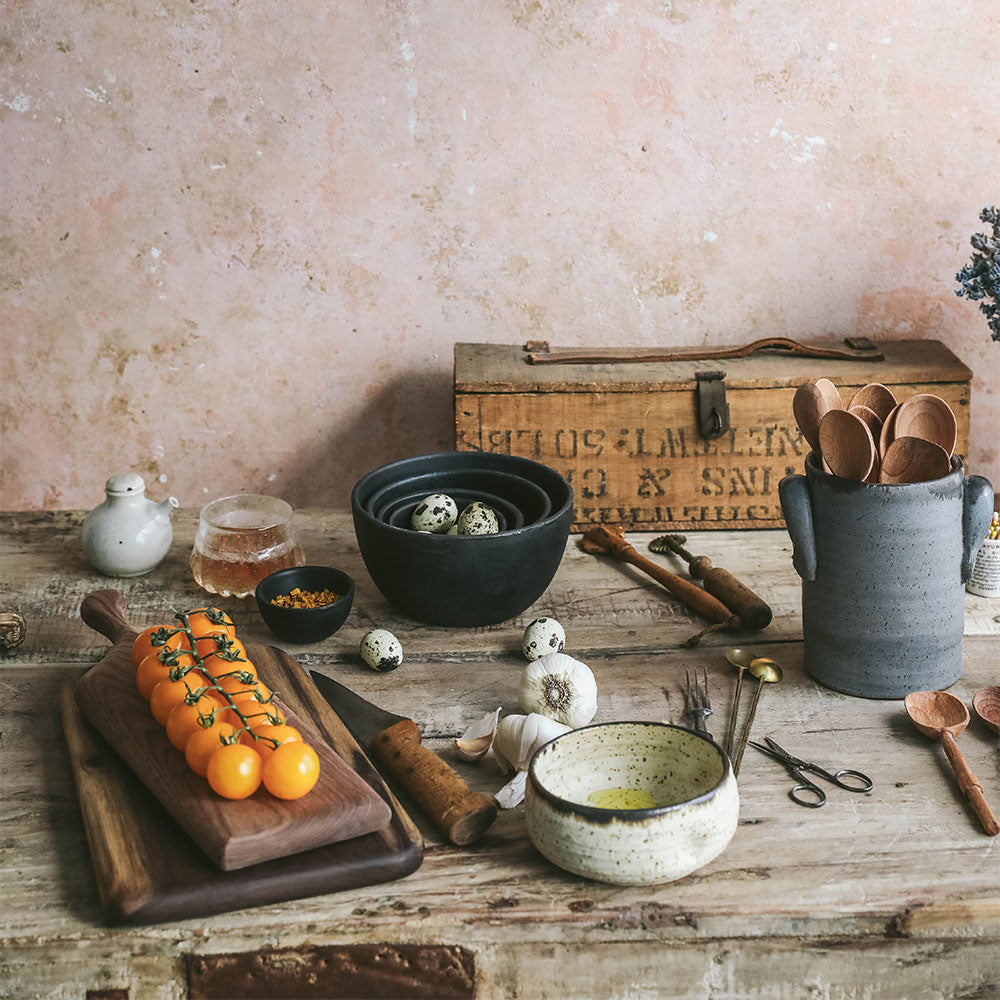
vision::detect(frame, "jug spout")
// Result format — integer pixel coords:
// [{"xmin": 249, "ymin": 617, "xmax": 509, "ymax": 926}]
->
[{"xmin": 155, "ymin": 496, "xmax": 180, "ymax": 522}]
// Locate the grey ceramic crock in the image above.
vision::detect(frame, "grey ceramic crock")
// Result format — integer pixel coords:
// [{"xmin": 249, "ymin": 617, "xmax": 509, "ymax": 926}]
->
[{"xmin": 779, "ymin": 455, "xmax": 993, "ymax": 699}]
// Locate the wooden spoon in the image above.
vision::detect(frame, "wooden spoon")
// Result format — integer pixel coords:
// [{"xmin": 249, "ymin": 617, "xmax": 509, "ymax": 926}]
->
[
  {"xmin": 848, "ymin": 405, "xmax": 883, "ymax": 482},
  {"xmin": 879, "ymin": 436, "xmax": 951, "ymax": 484},
  {"xmin": 849, "ymin": 383, "xmax": 897, "ymax": 422},
  {"xmin": 793, "ymin": 379, "xmax": 843, "ymax": 456},
  {"xmin": 879, "ymin": 403, "xmax": 900, "ymax": 458},
  {"xmin": 904, "ymin": 690, "xmax": 999, "ymax": 836},
  {"xmin": 972, "ymin": 686, "xmax": 1000, "ymax": 735},
  {"xmin": 818, "ymin": 409, "xmax": 875, "ymax": 481},
  {"xmin": 895, "ymin": 393, "xmax": 958, "ymax": 457}
]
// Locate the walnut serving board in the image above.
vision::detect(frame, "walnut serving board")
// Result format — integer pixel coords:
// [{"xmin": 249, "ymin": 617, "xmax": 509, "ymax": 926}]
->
[{"xmin": 64, "ymin": 590, "xmax": 422, "ymax": 923}]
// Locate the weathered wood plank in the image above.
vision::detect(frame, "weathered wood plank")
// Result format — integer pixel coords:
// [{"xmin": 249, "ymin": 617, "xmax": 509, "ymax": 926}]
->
[{"xmin": 1, "ymin": 512, "xmax": 995, "ymax": 672}]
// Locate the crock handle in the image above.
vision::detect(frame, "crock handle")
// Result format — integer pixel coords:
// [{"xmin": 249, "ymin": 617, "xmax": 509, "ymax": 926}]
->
[
  {"xmin": 962, "ymin": 475, "xmax": 995, "ymax": 582},
  {"xmin": 779, "ymin": 474, "xmax": 817, "ymax": 582}
]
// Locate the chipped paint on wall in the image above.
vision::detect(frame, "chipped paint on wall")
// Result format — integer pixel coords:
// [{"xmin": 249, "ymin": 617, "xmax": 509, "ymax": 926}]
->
[{"xmin": 1, "ymin": 0, "xmax": 998, "ymax": 510}]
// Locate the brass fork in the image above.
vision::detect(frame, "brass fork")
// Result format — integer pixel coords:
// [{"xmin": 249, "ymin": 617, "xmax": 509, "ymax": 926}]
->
[{"xmin": 684, "ymin": 667, "xmax": 712, "ymax": 734}]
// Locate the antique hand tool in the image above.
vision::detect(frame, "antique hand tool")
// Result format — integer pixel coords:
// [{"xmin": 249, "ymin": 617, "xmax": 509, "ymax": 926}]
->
[
  {"xmin": 724, "ymin": 653, "xmax": 783, "ymax": 778},
  {"xmin": 581, "ymin": 525, "xmax": 738, "ymax": 629},
  {"xmin": 648, "ymin": 534, "xmax": 772, "ymax": 630},
  {"xmin": 310, "ymin": 671, "xmax": 498, "ymax": 845},
  {"xmin": 749, "ymin": 736, "xmax": 873, "ymax": 808}
]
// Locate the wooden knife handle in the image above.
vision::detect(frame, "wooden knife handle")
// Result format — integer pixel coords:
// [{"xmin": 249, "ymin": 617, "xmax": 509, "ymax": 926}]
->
[
  {"xmin": 370, "ymin": 719, "xmax": 498, "ymax": 846},
  {"xmin": 689, "ymin": 559, "xmax": 773, "ymax": 631},
  {"xmin": 80, "ymin": 589, "xmax": 134, "ymax": 645},
  {"xmin": 941, "ymin": 732, "xmax": 1000, "ymax": 836}
]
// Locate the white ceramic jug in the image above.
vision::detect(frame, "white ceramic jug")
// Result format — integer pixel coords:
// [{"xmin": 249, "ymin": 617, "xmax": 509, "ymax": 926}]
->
[{"xmin": 82, "ymin": 473, "xmax": 178, "ymax": 577}]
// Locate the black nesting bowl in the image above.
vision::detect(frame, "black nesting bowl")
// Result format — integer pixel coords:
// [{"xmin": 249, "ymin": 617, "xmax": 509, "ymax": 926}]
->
[
  {"xmin": 351, "ymin": 452, "xmax": 574, "ymax": 626},
  {"xmin": 255, "ymin": 565, "xmax": 354, "ymax": 644},
  {"xmin": 367, "ymin": 469, "xmax": 551, "ymax": 526}
]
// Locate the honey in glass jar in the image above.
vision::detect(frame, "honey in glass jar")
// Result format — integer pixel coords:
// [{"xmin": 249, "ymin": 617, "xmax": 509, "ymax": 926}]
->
[{"xmin": 190, "ymin": 494, "xmax": 305, "ymax": 598}]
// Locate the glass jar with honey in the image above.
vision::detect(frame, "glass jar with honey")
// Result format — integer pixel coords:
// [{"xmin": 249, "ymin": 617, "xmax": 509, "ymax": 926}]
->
[{"xmin": 190, "ymin": 494, "xmax": 305, "ymax": 598}]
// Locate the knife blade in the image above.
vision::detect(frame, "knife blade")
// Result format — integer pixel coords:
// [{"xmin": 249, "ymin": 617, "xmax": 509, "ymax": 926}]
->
[{"xmin": 309, "ymin": 670, "xmax": 497, "ymax": 846}]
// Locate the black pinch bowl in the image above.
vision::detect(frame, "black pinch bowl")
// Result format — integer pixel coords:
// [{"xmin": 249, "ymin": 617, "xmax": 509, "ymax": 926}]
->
[
  {"xmin": 351, "ymin": 452, "xmax": 574, "ymax": 627},
  {"xmin": 255, "ymin": 565, "xmax": 355, "ymax": 644}
]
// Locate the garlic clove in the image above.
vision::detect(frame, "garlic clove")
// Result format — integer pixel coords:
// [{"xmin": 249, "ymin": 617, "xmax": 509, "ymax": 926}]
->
[
  {"xmin": 495, "ymin": 770, "xmax": 528, "ymax": 809},
  {"xmin": 493, "ymin": 712, "xmax": 571, "ymax": 774},
  {"xmin": 518, "ymin": 651, "xmax": 598, "ymax": 728},
  {"xmin": 453, "ymin": 707, "xmax": 501, "ymax": 762}
]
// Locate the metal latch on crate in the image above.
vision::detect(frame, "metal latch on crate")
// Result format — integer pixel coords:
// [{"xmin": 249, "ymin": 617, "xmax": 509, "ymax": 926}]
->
[{"xmin": 695, "ymin": 370, "xmax": 729, "ymax": 439}]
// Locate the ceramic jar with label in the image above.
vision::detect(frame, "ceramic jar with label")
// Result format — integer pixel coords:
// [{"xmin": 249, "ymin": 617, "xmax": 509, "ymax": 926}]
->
[{"xmin": 82, "ymin": 473, "xmax": 178, "ymax": 577}]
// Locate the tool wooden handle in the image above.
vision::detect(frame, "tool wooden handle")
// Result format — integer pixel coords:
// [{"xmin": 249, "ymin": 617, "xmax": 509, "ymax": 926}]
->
[
  {"xmin": 689, "ymin": 558, "xmax": 773, "ymax": 630},
  {"xmin": 370, "ymin": 719, "xmax": 498, "ymax": 846},
  {"xmin": 941, "ymin": 732, "xmax": 999, "ymax": 836},
  {"xmin": 80, "ymin": 589, "xmax": 134, "ymax": 645},
  {"xmin": 617, "ymin": 547, "xmax": 733, "ymax": 624}
]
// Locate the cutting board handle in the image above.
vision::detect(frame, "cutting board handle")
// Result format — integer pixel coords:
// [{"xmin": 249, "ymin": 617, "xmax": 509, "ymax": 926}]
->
[{"xmin": 81, "ymin": 589, "xmax": 134, "ymax": 645}]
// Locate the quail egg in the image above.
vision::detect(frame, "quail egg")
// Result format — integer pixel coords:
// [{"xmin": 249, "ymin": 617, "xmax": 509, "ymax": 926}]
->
[
  {"xmin": 457, "ymin": 501, "xmax": 499, "ymax": 535},
  {"xmin": 410, "ymin": 493, "xmax": 458, "ymax": 533},
  {"xmin": 360, "ymin": 628, "xmax": 403, "ymax": 672},
  {"xmin": 522, "ymin": 617, "xmax": 566, "ymax": 661}
]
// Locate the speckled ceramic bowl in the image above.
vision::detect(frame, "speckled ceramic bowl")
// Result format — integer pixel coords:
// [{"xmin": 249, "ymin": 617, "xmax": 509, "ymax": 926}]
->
[{"xmin": 525, "ymin": 722, "xmax": 739, "ymax": 886}]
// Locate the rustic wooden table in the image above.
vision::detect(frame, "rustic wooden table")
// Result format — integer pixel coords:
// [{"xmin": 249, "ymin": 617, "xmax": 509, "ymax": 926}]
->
[{"xmin": 2, "ymin": 509, "xmax": 999, "ymax": 1000}]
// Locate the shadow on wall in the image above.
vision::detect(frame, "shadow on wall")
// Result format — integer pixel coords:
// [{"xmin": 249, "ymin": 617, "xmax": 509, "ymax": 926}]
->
[{"xmin": 283, "ymin": 368, "xmax": 455, "ymax": 507}]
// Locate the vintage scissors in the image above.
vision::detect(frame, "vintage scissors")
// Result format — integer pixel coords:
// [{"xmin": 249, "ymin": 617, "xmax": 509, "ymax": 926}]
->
[{"xmin": 749, "ymin": 736, "xmax": 873, "ymax": 808}]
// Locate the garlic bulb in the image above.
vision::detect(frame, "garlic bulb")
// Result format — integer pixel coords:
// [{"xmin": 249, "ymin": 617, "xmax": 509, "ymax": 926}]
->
[
  {"xmin": 492, "ymin": 712, "xmax": 571, "ymax": 775},
  {"xmin": 519, "ymin": 652, "xmax": 597, "ymax": 728}
]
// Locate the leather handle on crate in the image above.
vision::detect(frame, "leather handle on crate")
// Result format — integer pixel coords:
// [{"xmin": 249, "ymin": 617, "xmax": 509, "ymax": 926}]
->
[{"xmin": 523, "ymin": 337, "xmax": 884, "ymax": 365}]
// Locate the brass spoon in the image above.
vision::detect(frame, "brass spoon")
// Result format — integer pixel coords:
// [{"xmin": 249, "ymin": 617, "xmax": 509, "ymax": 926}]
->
[
  {"xmin": 904, "ymin": 690, "xmax": 999, "ymax": 836},
  {"xmin": 724, "ymin": 647, "xmax": 756, "ymax": 757},
  {"xmin": 732, "ymin": 657, "xmax": 783, "ymax": 777}
]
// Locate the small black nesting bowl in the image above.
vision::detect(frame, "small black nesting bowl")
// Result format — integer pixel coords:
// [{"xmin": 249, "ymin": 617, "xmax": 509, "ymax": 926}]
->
[
  {"xmin": 255, "ymin": 565, "xmax": 354, "ymax": 644},
  {"xmin": 351, "ymin": 452, "xmax": 574, "ymax": 627}
]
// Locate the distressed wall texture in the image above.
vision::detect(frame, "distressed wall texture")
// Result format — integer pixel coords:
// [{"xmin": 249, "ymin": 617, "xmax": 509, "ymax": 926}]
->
[{"xmin": 2, "ymin": 0, "xmax": 998, "ymax": 510}]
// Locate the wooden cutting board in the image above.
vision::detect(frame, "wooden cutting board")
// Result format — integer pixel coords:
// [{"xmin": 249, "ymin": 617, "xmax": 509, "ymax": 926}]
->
[{"xmin": 63, "ymin": 589, "xmax": 423, "ymax": 924}]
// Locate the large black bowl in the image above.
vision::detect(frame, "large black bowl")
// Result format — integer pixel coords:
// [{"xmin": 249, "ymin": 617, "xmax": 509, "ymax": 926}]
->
[{"xmin": 351, "ymin": 452, "xmax": 574, "ymax": 626}]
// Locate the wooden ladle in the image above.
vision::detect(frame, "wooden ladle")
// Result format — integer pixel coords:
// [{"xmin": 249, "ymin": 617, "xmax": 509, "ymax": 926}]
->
[
  {"xmin": 895, "ymin": 394, "xmax": 958, "ymax": 457},
  {"xmin": 818, "ymin": 409, "xmax": 876, "ymax": 481},
  {"xmin": 793, "ymin": 379, "xmax": 843, "ymax": 455},
  {"xmin": 904, "ymin": 690, "xmax": 999, "ymax": 836}
]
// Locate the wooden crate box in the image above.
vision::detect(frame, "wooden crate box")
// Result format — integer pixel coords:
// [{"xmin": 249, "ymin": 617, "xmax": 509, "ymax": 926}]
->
[{"xmin": 454, "ymin": 340, "xmax": 972, "ymax": 531}]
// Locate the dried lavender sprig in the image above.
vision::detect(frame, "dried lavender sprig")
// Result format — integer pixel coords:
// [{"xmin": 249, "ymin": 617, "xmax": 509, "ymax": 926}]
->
[{"xmin": 955, "ymin": 205, "xmax": 1000, "ymax": 343}]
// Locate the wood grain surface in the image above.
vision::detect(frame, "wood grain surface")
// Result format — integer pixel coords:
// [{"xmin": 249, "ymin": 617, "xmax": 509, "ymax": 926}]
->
[
  {"xmin": 74, "ymin": 590, "xmax": 392, "ymax": 870},
  {"xmin": 2, "ymin": 508, "xmax": 998, "ymax": 999}
]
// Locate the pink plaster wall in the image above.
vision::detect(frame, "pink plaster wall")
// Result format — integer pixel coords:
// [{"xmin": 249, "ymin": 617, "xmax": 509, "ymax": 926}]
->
[{"xmin": 2, "ymin": 1, "xmax": 998, "ymax": 510}]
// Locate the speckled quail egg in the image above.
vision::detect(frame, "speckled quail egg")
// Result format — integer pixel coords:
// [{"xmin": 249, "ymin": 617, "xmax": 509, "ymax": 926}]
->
[
  {"xmin": 457, "ymin": 501, "xmax": 499, "ymax": 536},
  {"xmin": 359, "ymin": 628, "xmax": 403, "ymax": 672},
  {"xmin": 410, "ymin": 493, "xmax": 458, "ymax": 533},
  {"xmin": 522, "ymin": 617, "xmax": 567, "ymax": 661}
]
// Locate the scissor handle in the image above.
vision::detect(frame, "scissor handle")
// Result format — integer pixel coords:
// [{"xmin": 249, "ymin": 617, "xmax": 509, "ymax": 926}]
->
[
  {"xmin": 789, "ymin": 773, "xmax": 826, "ymax": 808},
  {"xmin": 830, "ymin": 768, "xmax": 873, "ymax": 793}
]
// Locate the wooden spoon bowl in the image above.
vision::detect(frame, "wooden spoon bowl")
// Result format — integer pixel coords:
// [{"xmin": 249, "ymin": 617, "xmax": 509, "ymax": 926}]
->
[
  {"xmin": 895, "ymin": 394, "xmax": 958, "ymax": 457},
  {"xmin": 879, "ymin": 436, "xmax": 951, "ymax": 484},
  {"xmin": 849, "ymin": 383, "xmax": 897, "ymax": 422},
  {"xmin": 972, "ymin": 686, "xmax": 1000, "ymax": 735},
  {"xmin": 793, "ymin": 380, "xmax": 843, "ymax": 455},
  {"xmin": 818, "ymin": 409, "xmax": 875, "ymax": 481}
]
